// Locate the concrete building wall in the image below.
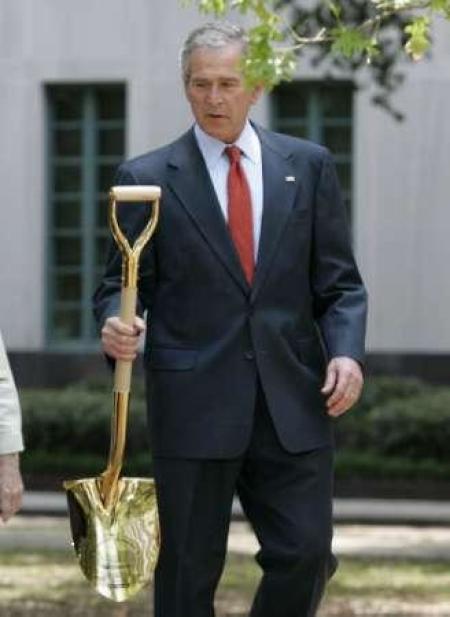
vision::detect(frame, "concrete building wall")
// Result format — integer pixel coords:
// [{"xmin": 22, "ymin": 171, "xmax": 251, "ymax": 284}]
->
[
  {"xmin": 1, "ymin": 1, "xmax": 449, "ymax": 364},
  {"xmin": 356, "ymin": 18, "xmax": 450, "ymax": 352}
]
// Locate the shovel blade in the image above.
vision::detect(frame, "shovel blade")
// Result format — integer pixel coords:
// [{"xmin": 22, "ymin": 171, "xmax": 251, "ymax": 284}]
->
[{"xmin": 63, "ymin": 476, "xmax": 160, "ymax": 602}]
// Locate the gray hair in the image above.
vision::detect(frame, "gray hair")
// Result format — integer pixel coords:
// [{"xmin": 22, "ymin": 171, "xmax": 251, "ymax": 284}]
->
[{"xmin": 181, "ymin": 22, "xmax": 248, "ymax": 85}]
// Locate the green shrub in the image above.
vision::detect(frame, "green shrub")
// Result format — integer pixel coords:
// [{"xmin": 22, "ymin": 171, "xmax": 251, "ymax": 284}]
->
[
  {"xmin": 73, "ymin": 376, "xmax": 147, "ymax": 398},
  {"xmin": 20, "ymin": 382, "xmax": 149, "ymax": 457},
  {"xmin": 335, "ymin": 376, "xmax": 429, "ymax": 449},
  {"xmin": 335, "ymin": 450, "xmax": 450, "ymax": 479},
  {"xmin": 17, "ymin": 376, "xmax": 450, "ymax": 482},
  {"xmin": 20, "ymin": 450, "xmax": 153, "ymax": 477},
  {"xmin": 369, "ymin": 389, "xmax": 450, "ymax": 460}
]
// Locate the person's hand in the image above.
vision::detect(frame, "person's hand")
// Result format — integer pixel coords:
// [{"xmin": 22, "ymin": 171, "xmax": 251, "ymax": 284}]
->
[
  {"xmin": 0, "ymin": 452, "xmax": 23, "ymax": 523},
  {"xmin": 101, "ymin": 316, "xmax": 146, "ymax": 361},
  {"xmin": 321, "ymin": 356, "xmax": 363, "ymax": 417}
]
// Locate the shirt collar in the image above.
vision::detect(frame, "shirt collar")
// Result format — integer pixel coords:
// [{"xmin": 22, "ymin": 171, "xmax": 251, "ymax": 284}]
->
[{"xmin": 194, "ymin": 120, "xmax": 260, "ymax": 168}]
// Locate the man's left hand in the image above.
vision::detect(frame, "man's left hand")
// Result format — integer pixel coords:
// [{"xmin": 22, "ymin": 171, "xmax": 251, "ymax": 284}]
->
[{"xmin": 321, "ymin": 356, "xmax": 363, "ymax": 417}]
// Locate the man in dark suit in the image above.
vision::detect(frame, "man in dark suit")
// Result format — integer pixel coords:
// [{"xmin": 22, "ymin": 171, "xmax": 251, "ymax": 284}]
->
[{"xmin": 94, "ymin": 21, "xmax": 367, "ymax": 617}]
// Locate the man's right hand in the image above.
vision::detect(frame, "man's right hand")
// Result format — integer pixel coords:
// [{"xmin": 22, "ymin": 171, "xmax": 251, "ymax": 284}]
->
[{"xmin": 101, "ymin": 316, "xmax": 146, "ymax": 361}]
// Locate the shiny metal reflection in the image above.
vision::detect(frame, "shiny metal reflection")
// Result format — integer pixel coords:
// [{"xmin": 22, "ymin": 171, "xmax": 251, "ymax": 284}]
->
[{"xmin": 64, "ymin": 185, "xmax": 161, "ymax": 601}]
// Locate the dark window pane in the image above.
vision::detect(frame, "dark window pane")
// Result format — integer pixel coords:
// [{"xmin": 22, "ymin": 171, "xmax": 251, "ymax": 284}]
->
[
  {"xmin": 54, "ymin": 237, "xmax": 81, "ymax": 267},
  {"xmin": 97, "ymin": 88, "xmax": 125, "ymax": 120},
  {"xmin": 322, "ymin": 126, "xmax": 351, "ymax": 154},
  {"xmin": 274, "ymin": 84, "xmax": 307, "ymax": 118},
  {"xmin": 52, "ymin": 89, "xmax": 83, "ymax": 120},
  {"xmin": 98, "ymin": 128, "xmax": 124, "ymax": 156},
  {"xmin": 319, "ymin": 86, "xmax": 352, "ymax": 118},
  {"xmin": 98, "ymin": 164, "xmax": 118, "ymax": 193},
  {"xmin": 335, "ymin": 162, "xmax": 352, "ymax": 192},
  {"xmin": 96, "ymin": 198, "xmax": 109, "ymax": 228},
  {"xmin": 53, "ymin": 308, "xmax": 81, "ymax": 339},
  {"xmin": 279, "ymin": 126, "xmax": 307, "ymax": 139},
  {"xmin": 96, "ymin": 235, "xmax": 110, "ymax": 268},
  {"xmin": 54, "ymin": 166, "xmax": 82, "ymax": 193},
  {"xmin": 53, "ymin": 200, "xmax": 81, "ymax": 229},
  {"xmin": 55, "ymin": 129, "xmax": 82, "ymax": 156},
  {"xmin": 55, "ymin": 273, "xmax": 82, "ymax": 302},
  {"xmin": 89, "ymin": 315, "xmax": 100, "ymax": 339}
]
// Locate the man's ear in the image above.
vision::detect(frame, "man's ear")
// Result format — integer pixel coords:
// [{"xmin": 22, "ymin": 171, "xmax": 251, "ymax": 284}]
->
[{"xmin": 250, "ymin": 84, "xmax": 264, "ymax": 105}]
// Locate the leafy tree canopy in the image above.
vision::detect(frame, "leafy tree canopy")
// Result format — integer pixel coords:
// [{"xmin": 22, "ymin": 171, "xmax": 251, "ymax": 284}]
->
[{"xmin": 182, "ymin": 0, "xmax": 450, "ymax": 117}]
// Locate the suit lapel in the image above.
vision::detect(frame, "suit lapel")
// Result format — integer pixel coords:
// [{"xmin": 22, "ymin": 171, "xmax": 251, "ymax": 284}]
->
[
  {"xmin": 166, "ymin": 130, "xmax": 249, "ymax": 295},
  {"xmin": 251, "ymin": 128, "xmax": 299, "ymax": 301}
]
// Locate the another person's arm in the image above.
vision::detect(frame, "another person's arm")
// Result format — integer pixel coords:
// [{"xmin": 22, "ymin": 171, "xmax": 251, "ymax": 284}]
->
[{"xmin": 0, "ymin": 333, "xmax": 24, "ymax": 523}]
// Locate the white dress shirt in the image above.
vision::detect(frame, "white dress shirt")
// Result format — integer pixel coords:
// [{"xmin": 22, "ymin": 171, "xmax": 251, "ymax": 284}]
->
[{"xmin": 194, "ymin": 120, "xmax": 263, "ymax": 261}]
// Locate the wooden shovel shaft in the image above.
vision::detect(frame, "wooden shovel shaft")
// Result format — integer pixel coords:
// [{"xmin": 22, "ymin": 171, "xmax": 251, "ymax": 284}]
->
[{"xmin": 115, "ymin": 286, "xmax": 138, "ymax": 393}]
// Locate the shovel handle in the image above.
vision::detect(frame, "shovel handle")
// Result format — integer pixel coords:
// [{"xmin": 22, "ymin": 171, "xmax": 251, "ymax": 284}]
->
[
  {"xmin": 111, "ymin": 185, "xmax": 161, "ymax": 202},
  {"xmin": 109, "ymin": 186, "xmax": 161, "ymax": 393},
  {"xmin": 114, "ymin": 287, "xmax": 138, "ymax": 393},
  {"xmin": 109, "ymin": 186, "xmax": 160, "ymax": 288},
  {"xmin": 111, "ymin": 185, "xmax": 161, "ymax": 201}
]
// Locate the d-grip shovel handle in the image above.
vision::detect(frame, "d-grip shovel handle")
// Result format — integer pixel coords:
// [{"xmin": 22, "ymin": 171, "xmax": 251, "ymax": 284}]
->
[
  {"xmin": 101, "ymin": 185, "xmax": 160, "ymax": 508},
  {"xmin": 109, "ymin": 185, "xmax": 161, "ymax": 392}
]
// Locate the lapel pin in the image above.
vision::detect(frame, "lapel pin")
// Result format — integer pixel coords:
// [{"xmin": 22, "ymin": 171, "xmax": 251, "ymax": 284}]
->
[{"xmin": 285, "ymin": 176, "xmax": 296, "ymax": 182}]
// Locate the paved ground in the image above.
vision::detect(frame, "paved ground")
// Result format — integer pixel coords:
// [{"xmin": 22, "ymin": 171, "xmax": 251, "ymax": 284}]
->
[
  {"xmin": 1, "ymin": 492, "xmax": 450, "ymax": 561},
  {"xmin": 230, "ymin": 520, "xmax": 450, "ymax": 560},
  {"xmin": 20, "ymin": 491, "xmax": 450, "ymax": 524},
  {"xmin": 3, "ymin": 514, "xmax": 450, "ymax": 561}
]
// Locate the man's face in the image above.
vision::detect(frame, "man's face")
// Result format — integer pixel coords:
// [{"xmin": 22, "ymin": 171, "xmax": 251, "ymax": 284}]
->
[{"xmin": 184, "ymin": 43, "xmax": 263, "ymax": 144}]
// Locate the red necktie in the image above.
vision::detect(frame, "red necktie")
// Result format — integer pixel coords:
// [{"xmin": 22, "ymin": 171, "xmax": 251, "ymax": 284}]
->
[{"xmin": 225, "ymin": 146, "xmax": 254, "ymax": 284}]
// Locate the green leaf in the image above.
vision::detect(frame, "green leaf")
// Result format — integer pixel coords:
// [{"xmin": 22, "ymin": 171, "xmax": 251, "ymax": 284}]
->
[
  {"xmin": 404, "ymin": 16, "xmax": 431, "ymax": 61},
  {"xmin": 430, "ymin": 0, "xmax": 447, "ymax": 10},
  {"xmin": 242, "ymin": 44, "xmax": 297, "ymax": 89},
  {"xmin": 430, "ymin": 0, "xmax": 450, "ymax": 17},
  {"xmin": 231, "ymin": 0, "xmax": 254, "ymax": 13},
  {"xmin": 331, "ymin": 27, "xmax": 379, "ymax": 58},
  {"xmin": 196, "ymin": 0, "xmax": 229, "ymax": 15},
  {"xmin": 328, "ymin": 1, "xmax": 342, "ymax": 21}
]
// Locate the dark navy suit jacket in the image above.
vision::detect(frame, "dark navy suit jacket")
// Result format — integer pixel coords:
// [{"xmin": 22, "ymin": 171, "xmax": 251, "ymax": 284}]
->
[{"xmin": 93, "ymin": 124, "xmax": 367, "ymax": 459}]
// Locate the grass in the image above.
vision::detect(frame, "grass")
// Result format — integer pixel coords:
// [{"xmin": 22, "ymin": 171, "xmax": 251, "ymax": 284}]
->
[
  {"xmin": 1, "ymin": 549, "xmax": 450, "ymax": 616},
  {"xmin": 328, "ymin": 558, "xmax": 450, "ymax": 600}
]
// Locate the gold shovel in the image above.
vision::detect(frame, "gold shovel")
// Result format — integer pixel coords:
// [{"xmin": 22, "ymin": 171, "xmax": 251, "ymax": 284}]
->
[{"xmin": 63, "ymin": 185, "xmax": 161, "ymax": 602}]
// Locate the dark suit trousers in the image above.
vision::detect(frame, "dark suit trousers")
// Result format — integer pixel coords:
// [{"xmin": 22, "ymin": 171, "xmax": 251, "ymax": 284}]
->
[{"xmin": 152, "ymin": 383, "xmax": 336, "ymax": 617}]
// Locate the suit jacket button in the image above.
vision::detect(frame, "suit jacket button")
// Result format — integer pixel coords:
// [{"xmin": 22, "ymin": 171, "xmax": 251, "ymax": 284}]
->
[{"xmin": 244, "ymin": 350, "xmax": 255, "ymax": 361}]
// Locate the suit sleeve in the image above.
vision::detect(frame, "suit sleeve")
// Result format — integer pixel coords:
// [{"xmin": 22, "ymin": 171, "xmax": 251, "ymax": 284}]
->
[
  {"xmin": 310, "ymin": 151, "xmax": 368, "ymax": 364},
  {"xmin": 92, "ymin": 164, "xmax": 157, "ymax": 334}
]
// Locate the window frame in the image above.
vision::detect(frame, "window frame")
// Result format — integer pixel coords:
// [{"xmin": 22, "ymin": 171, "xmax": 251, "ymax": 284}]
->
[{"xmin": 45, "ymin": 83, "xmax": 126, "ymax": 350}]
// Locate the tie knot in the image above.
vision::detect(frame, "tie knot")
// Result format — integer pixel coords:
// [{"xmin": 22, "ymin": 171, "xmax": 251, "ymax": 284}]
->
[{"xmin": 225, "ymin": 145, "xmax": 241, "ymax": 164}]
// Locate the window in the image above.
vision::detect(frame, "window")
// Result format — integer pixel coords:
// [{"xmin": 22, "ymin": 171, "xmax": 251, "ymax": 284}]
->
[
  {"xmin": 46, "ymin": 84, "xmax": 126, "ymax": 345},
  {"xmin": 271, "ymin": 82, "xmax": 353, "ymax": 216}
]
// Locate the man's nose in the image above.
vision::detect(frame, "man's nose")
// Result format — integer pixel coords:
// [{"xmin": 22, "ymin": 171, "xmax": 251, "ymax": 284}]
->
[{"xmin": 206, "ymin": 85, "xmax": 223, "ymax": 104}]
